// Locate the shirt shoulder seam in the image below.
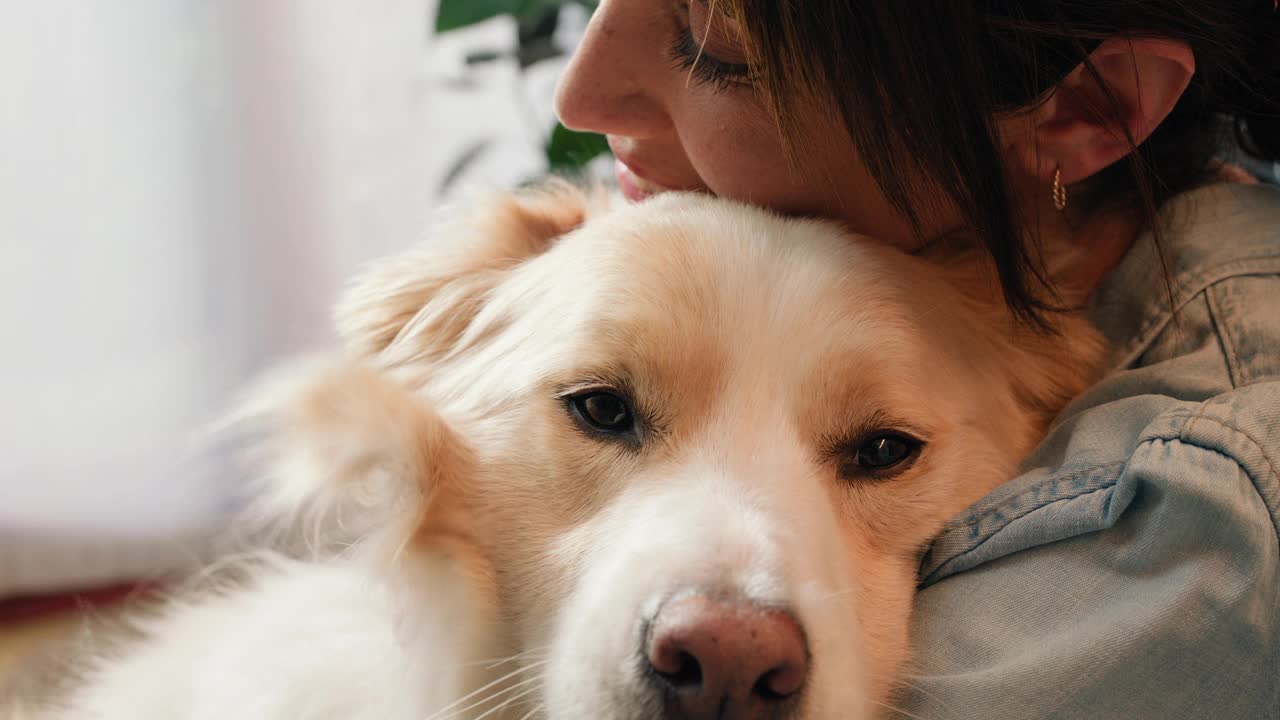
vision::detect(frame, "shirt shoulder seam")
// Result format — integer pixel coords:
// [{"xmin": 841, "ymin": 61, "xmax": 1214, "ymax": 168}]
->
[
  {"xmin": 1181, "ymin": 411, "xmax": 1280, "ymax": 542},
  {"xmin": 1203, "ymin": 285, "xmax": 1243, "ymax": 389},
  {"xmin": 1118, "ymin": 255, "xmax": 1280, "ymax": 367}
]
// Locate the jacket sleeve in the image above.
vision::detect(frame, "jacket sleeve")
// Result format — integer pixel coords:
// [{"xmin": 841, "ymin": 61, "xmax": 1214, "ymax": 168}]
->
[{"xmin": 901, "ymin": 384, "xmax": 1280, "ymax": 720}]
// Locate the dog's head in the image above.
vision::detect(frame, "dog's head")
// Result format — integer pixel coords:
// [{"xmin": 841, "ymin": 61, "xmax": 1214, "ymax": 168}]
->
[{"xmin": 293, "ymin": 184, "xmax": 1104, "ymax": 719}]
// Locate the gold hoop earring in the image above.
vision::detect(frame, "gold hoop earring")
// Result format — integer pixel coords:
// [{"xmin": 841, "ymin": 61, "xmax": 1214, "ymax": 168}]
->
[{"xmin": 1052, "ymin": 166, "xmax": 1068, "ymax": 212}]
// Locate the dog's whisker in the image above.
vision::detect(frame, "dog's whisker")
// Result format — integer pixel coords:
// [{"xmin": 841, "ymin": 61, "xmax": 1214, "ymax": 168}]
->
[
  {"xmin": 447, "ymin": 675, "xmax": 542, "ymax": 720},
  {"xmin": 814, "ymin": 585, "xmax": 861, "ymax": 603},
  {"xmin": 438, "ymin": 652, "xmax": 547, "ymax": 671},
  {"xmin": 479, "ymin": 646, "xmax": 550, "ymax": 671},
  {"xmin": 422, "ymin": 661, "xmax": 546, "ymax": 720},
  {"xmin": 433, "ymin": 668, "xmax": 546, "ymax": 719},
  {"xmin": 431, "ymin": 650, "xmax": 546, "ymax": 673},
  {"xmin": 468, "ymin": 682, "xmax": 542, "ymax": 720},
  {"xmin": 869, "ymin": 697, "xmax": 932, "ymax": 720},
  {"xmin": 888, "ymin": 678, "xmax": 957, "ymax": 712},
  {"xmin": 514, "ymin": 704, "xmax": 544, "ymax": 720},
  {"xmin": 389, "ymin": 529, "xmax": 418, "ymax": 566}
]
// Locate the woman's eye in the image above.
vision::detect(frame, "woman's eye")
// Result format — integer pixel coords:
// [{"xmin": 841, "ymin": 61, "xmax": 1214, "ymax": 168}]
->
[
  {"xmin": 569, "ymin": 390, "xmax": 636, "ymax": 436},
  {"xmin": 841, "ymin": 433, "xmax": 923, "ymax": 478},
  {"xmin": 669, "ymin": 3, "xmax": 753, "ymax": 91}
]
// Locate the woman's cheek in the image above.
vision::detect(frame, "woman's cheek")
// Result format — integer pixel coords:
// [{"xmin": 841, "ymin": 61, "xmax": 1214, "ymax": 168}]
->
[{"xmin": 678, "ymin": 101, "xmax": 796, "ymax": 198}]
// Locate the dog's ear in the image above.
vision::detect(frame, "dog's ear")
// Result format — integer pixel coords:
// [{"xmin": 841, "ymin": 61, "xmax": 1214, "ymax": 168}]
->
[
  {"xmin": 923, "ymin": 243, "xmax": 1108, "ymax": 429},
  {"xmin": 337, "ymin": 180, "xmax": 599, "ymax": 361},
  {"xmin": 231, "ymin": 358, "xmax": 477, "ymax": 555},
  {"xmin": 982, "ymin": 298, "xmax": 1107, "ymax": 430}
]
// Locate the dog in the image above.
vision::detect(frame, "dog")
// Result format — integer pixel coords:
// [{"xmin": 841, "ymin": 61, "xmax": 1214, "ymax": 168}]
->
[{"xmin": 12, "ymin": 183, "xmax": 1105, "ymax": 719}]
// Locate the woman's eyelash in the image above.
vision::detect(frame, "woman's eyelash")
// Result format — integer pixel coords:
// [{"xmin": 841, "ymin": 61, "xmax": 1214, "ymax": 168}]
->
[{"xmin": 668, "ymin": 23, "xmax": 753, "ymax": 92}]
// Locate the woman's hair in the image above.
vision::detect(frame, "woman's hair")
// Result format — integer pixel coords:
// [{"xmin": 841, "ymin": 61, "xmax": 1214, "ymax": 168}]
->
[{"xmin": 722, "ymin": 0, "xmax": 1280, "ymax": 325}]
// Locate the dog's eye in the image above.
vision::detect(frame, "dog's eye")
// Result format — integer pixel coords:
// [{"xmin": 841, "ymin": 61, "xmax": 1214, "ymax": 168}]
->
[
  {"xmin": 568, "ymin": 390, "xmax": 636, "ymax": 436},
  {"xmin": 856, "ymin": 434, "xmax": 917, "ymax": 469},
  {"xmin": 843, "ymin": 433, "xmax": 921, "ymax": 477}
]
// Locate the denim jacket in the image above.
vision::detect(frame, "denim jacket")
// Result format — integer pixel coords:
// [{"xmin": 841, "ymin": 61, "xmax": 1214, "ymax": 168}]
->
[{"xmin": 902, "ymin": 183, "xmax": 1280, "ymax": 719}]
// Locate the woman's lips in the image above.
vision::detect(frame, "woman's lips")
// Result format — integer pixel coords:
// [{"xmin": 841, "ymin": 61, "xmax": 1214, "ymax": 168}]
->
[
  {"xmin": 614, "ymin": 158, "xmax": 674, "ymax": 202},
  {"xmin": 607, "ymin": 136, "xmax": 691, "ymax": 202}
]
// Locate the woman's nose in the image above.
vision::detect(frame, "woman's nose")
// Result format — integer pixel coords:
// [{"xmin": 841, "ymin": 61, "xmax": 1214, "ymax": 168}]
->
[{"xmin": 554, "ymin": 1, "xmax": 671, "ymax": 138}]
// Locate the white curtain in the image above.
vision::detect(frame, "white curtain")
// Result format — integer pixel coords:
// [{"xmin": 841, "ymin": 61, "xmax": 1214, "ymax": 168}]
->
[{"xmin": 0, "ymin": 1, "xmax": 437, "ymax": 596}]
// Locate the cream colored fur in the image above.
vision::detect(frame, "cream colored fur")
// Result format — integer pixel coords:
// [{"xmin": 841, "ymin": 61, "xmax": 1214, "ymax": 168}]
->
[{"xmin": 10, "ymin": 183, "xmax": 1105, "ymax": 719}]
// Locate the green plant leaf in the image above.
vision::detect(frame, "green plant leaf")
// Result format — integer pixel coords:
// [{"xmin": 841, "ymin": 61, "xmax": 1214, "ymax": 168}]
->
[
  {"xmin": 545, "ymin": 122, "xmax": 611, "ymax": 172},
  {"xmin": 436, "ymin": 0, "xmax": 596, "ymax": 33},
  {"xmin": 435, "ymin": 0, "xmax": 512, "ymax": 33}
]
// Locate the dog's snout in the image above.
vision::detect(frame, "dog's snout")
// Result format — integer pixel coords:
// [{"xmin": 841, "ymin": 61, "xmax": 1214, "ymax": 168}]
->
[{"xmin": 644, "ymin": 593, "xmax": 808, "ymax": 718}]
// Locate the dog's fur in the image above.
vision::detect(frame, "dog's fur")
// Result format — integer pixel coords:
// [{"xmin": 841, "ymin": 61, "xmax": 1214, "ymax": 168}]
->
[{"xmin": 11, "ymin": 185, "xmax": 1105, "ymax": 719}]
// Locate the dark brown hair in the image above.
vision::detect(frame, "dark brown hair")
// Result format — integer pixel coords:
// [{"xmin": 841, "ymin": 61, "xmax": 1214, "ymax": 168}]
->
[{"xmin": 724, "ymin": 0, "xmax": 1280, "ymax": 325}]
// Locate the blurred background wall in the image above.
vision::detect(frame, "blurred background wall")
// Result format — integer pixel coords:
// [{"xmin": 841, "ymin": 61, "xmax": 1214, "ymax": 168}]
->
[{"xmin": 0, "ymin": 0, "xmax": 594, "ymax": 598}]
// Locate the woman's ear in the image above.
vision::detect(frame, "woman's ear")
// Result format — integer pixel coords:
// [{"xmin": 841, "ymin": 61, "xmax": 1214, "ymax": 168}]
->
[
  {"xmin": 1002, "ymin": 37, "xmax": 1196, "ymax": 185},
  {"xmin": 336, "ymin": 180, "xmax": 600, "ymax": 360}
]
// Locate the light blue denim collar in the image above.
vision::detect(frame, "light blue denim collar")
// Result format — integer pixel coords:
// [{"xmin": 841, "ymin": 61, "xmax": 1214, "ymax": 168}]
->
[{"xmin": 1088, "ymin": 182, "xmax": 1280, "ymax": 371}]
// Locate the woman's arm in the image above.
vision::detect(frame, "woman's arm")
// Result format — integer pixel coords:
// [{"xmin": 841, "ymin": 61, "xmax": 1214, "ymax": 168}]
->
[{"xmin": 904, "ymin": 381, "xmax": 1280, "ymax": 719}]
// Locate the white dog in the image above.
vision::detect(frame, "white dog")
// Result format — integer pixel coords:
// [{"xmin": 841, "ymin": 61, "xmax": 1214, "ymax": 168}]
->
[{"xmin": 10, "ymin": 184, "xmax": 1104, "ymax": 719}]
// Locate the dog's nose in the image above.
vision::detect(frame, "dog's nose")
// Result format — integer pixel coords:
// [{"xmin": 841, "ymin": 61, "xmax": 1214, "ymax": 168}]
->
[{"xmin": 645, "ymin": 593, "xmax": 808, "ymax": 718}]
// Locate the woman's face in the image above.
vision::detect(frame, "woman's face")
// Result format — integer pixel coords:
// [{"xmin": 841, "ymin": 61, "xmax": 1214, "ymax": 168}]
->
[{"xmin": 554, "ymin": 0, "xmax": 956, "ymax": 248}]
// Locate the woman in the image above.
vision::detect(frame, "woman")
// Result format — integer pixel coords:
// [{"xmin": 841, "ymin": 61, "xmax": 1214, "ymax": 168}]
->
[{"xmin": 555, "ymin": 1, "xmax": 1279, "ymax": 717}]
